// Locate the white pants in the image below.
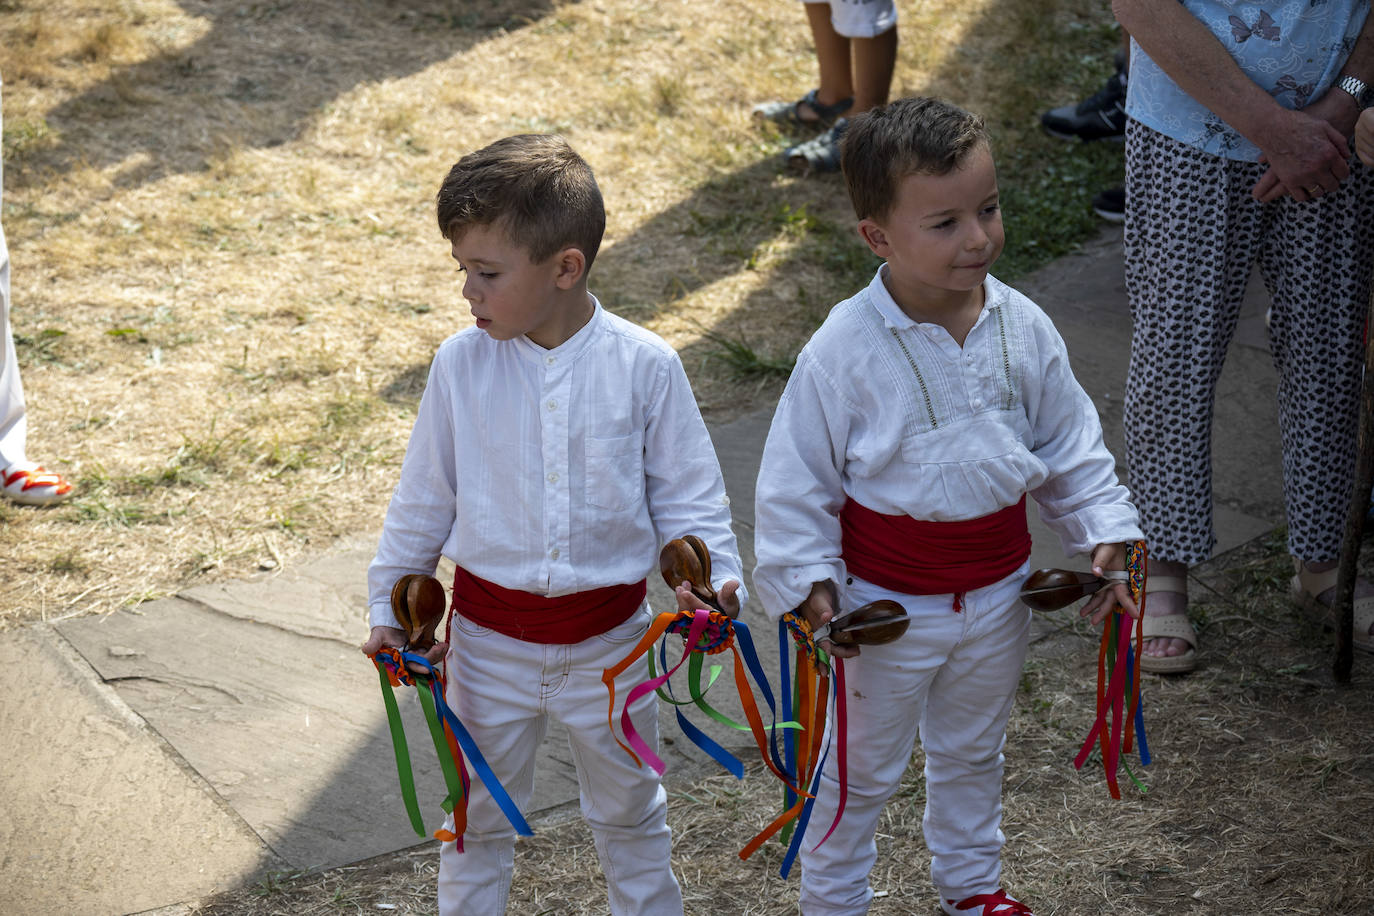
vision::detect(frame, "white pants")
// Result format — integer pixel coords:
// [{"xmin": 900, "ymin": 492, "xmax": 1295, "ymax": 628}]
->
[
  {"xmin": 436, "ymin": 603, "xmax": 683, "ymax": 916},
  {"xmin": 0, "ymin": 76, "xmax": 29, "ymax": 471},
  {"xmin": 798, "ymin": 566, "xmax": 1031, "ymax": 915},
  {"xmin": 803, "ymin": 0, "xmax": 897, "ymax": 40}
]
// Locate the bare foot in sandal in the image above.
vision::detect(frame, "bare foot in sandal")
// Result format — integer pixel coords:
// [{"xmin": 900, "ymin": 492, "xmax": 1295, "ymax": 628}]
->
[{"xmin": 1143, "ymin": 559, "xmax": 1195, "ymax": 664}]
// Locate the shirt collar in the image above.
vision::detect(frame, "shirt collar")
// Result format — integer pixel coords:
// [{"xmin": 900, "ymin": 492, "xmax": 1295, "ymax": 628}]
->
[
  {"xmin": 512, "ymin": 293, "xmax": 603, "ymax": 363},
  {"xmin": 865, "ymin": 265, "xmax": 1004, "ymax": 334}
]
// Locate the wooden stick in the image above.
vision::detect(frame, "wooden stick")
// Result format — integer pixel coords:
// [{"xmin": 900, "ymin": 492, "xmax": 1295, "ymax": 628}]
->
[{"xmin": 1333, "ymin": 287, "xmax": 1374, "ymax": 683}]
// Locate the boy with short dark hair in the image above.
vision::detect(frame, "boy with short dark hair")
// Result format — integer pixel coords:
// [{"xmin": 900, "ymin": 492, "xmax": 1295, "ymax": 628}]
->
[
  {"xmin": 363, "ymin": 133, "xmax": 744, "ymax": 916},
  {"xmin": 753, "ymin": 97, "xmax": 1142, "ymax": 916}
]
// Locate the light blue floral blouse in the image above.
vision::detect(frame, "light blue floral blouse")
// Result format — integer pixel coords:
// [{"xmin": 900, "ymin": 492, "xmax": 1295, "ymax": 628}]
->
[{"xmin": 1125, "ymin": 0, "xmax": 1370, "ymax": 160}]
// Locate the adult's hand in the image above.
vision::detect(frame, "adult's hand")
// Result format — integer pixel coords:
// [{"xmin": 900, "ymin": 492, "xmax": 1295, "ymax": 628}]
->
[
  {"xmin": 1358, "ymin": 107, "xmax": 1374, "ymax": 167},
  {"xmin": 1250, "ymin": 103, "xmax": 1352, "ymax": 202}
]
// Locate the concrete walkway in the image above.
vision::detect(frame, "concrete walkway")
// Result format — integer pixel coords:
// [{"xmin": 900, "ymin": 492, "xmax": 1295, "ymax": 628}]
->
[{"xmin": 0, "ymin": 226, "xmax": 1284, "ymax": 915}]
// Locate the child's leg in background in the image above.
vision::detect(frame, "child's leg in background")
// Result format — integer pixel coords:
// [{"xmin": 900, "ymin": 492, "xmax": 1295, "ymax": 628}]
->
[
  {"xmin": 0, "ymin": 78, "xmax": 29, "ymax": 471},
  {"xmin": 436, "ymin": 615, "xmax": 550, "ymax": 916},
  {"xmin": 817, "ymin": 0, "xmax": 897, "ymax": 113},
  {"xmin": 797, "ymin": 578, "xmax": 966, "ymax": 916},
  {"xmin": 556, "ymin": 606, "xmax": 684, "ymax": 916},
  {"xmin": 798, "ymin": 1, "xmax": 897, "ymax": 118},
  {"xmin": 802, "ymin": 2, "xmax": 854, "ymax": 113},
  {"xmin": 920, "ymin": 571, "xmax": 1031, "ymax": 901}
]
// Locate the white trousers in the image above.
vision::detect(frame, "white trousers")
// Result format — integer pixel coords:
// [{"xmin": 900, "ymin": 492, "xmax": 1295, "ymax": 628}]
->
[
  {"xmin": 798, "ymin": 565, "xmax": 1031, "ymax": 916},
  {"xmin": 0, "ymin": 76, "xmax": 29, "ymax": 471},
  {"xmin": 436, "ymin": 603, "xmax": 683, "ymax": 916}
]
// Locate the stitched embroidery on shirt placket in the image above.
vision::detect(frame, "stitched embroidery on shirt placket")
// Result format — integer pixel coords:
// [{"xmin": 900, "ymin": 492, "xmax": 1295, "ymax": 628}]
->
[
  {"xmin": 994, "ymin": 305, "xmax": 1015, "ymax": 410},
  {"xmin": 888, "ymin": 327, "xmax": 938, "ymax": 429}
]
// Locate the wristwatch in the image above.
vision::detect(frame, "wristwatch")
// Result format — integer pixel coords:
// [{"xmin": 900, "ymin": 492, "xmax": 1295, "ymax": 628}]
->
[{"xmin": 1336, "ymin": 75, "xmax": 1372, "ymax": 109}]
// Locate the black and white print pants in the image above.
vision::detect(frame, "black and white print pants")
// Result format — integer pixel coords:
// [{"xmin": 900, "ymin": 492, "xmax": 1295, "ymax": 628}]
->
[{"xmin": 1123, "ymin": 119, "xmax": 1374, "ymax": 565}]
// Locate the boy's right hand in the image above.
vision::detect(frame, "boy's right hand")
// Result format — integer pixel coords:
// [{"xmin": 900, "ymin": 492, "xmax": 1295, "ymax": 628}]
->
[
  {"xmin": 798, "ymin": 580, "xmax": 860, "ymax": 659},
  {"xmin": 361, "ymin": 625, "xmax": 449, "ymax": 674}
]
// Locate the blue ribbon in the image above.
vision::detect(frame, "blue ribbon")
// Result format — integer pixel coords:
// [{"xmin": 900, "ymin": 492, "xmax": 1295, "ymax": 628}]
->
[{"xmin": 401, "ymin": 650, "xmax": 534, "ymax": 837}]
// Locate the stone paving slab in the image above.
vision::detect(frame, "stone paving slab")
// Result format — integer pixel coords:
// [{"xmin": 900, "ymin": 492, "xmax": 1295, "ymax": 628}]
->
[
  {"xmin": 0, "ymin": 626, "xmax": 271, "ymax": 916},
  {"xmin": 55, "ymin": 594, "xmax": 586, "ymax": 872}
]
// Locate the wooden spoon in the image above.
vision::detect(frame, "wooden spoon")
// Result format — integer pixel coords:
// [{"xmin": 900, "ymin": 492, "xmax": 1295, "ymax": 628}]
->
[
  {"xmin": 389, "ymin": 574, "xmax": 447, "ymax": 651},
  {"xmin": 659, "ymin": 535, "xmax": 721, "ymax": 611},
  {"xmin": 1019, "ymin": 568, "xmax": 1126, "ymax": 612},
  {"xmin": 815, "ymin": 599, "xmax": 910, "ymax": 646}
]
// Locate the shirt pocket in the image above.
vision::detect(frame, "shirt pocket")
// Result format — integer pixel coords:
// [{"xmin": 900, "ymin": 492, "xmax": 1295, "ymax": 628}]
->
[{"xmin": 584, "ymin": 433, "xmax": 644, "ymax": 512}]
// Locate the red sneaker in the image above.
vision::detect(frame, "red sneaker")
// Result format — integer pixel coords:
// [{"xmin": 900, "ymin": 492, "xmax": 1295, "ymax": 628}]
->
[{"xmin": 941, "ymin": 888, "xmax": 1035, "ymax": 915}]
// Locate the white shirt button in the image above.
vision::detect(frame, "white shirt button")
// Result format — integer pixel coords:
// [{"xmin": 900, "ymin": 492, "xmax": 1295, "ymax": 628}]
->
[
  {"xmin": 547, "ymin": 472, "xmax": 559, "ymax": 484},
  {"xmin": 550, "ymin": 548, "xmax": 560, "ymax": 560},
  {"xmin": 972, "ymin": 398, "xmax": 984, "ymax": 409},
  {"xmin": 546, "ymin": 355, "xmax": 556, "ymax": 365},
  {"xmin": 547, "ymin": 399, "xmax": 558, "ymax": 411}
]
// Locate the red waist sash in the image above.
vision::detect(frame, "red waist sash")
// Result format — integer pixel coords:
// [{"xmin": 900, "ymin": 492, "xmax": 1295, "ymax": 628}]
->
[
  {"xmin": 839, "ymin": 495, "xmax": 1031, "ymax": 600},
  {"xmin": 453, "ymin": 568, "xmax": 646, "ymax": 645}
]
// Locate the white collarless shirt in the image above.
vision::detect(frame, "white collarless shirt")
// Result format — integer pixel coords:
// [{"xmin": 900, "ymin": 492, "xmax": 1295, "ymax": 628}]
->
[
  {"xmin": 368, "ymin": 298, "xmax": 744, "ymax": 630},
  {"xmin": 753, "ymin": 268, "xmax": 1141, "ymax": 618}
]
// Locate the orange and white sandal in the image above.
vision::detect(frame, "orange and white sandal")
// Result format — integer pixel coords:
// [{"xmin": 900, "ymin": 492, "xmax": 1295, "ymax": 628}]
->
[{"xmin": 2, "ymin": 463, "xmax": 73, "ymax": 507}]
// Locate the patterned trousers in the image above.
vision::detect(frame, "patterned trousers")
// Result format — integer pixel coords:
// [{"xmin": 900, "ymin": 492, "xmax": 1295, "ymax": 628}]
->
[{"xmin": 1123, "ymin": 119, "xmax": 1374, "ymax": 564}]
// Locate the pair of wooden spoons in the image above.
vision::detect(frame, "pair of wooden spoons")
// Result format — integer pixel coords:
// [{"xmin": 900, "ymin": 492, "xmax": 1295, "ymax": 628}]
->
[
  {"xmin": 658, "ymin": 536, "xmax": 910, "ymax": 646},
  {"xmin": 1018, "ymin": 568, "xmax": 1131, "ymax": 612},
  {"xmin": 389, "ymin": 573, "xmax": 447, "ymax": 651}
]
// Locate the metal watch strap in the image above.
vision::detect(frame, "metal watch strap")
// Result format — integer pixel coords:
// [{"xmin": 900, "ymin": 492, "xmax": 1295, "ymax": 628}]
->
[{"xmin": 1336, "ymin": 74, "xmax": 1371, "ymax": 108}]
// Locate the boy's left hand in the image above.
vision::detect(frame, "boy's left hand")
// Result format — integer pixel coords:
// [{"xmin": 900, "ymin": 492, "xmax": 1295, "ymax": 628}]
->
[
  {"xmin": 1079, "ymin": 543, "xmax": 1138, "ymax": 627},
  {"xmin": 674, "ymin": 580, "xmax": 741, "ymax": 619}
]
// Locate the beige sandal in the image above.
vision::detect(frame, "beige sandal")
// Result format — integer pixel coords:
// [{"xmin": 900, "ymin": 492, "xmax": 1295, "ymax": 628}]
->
[
  {"xmin": 1139, "ymin": 574, "xmax": 1198, "ymax": 674},
  {"xmin": 1290, "ymin": 560, "xmax": 1374, "ymax": 654}
]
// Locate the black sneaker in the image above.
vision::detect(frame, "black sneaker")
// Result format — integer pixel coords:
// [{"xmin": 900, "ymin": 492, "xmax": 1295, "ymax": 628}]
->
[
  {"xmin": 1091, "ymin": 186, "xmax": 1125, "ymax": 223},
  {"xmin": 1041, "ymin": 56, "xmax": 1127, "ymax": 142}
]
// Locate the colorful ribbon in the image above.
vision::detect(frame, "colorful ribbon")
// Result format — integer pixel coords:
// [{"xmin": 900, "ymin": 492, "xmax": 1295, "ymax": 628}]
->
[
  {"xmin": 754, "ymin": 612, "xmax": 847, "ymax": 878},
  {"xmin": 602, "ymin": 608, "xmax": 815, "ymax": 859},
  {"xmin": 604, "ymin": 609, "xmax": 799, "ymax": 777},
  {"xmin": 1073, "ymin": 540, "xmax": 1152, "ymax": 797},
  {"xmin": 371, "ymin": 647, "xmax": 533, "ymax": 849}
]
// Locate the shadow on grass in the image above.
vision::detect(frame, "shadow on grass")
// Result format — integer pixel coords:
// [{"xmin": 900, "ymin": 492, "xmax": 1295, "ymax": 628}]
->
[{"xmin": 10, "ymin": 0, "xmax": 557, "ymax": 191}]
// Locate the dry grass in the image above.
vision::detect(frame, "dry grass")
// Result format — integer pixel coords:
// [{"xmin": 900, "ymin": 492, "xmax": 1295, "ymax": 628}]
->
[
  {"xmin": 0, "ymin": 0, "xmax": 1121, "ymax": 624},
  {"xmin": 9, "ymin": 3, "xmax": 1370, "ymax": 915},
  {"xmin": 189, "ymin": 533, "xmax": 1374, "ymax": 914}
]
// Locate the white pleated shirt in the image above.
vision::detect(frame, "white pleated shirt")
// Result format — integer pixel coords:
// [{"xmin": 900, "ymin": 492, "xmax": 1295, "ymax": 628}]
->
[
  {"xmin": 753, "ymin": 268, "xmax": 1142, "ymax": 619},
  {"xmin": 368, "ymin": 298, "xmax": 745, "ymax": 630}
]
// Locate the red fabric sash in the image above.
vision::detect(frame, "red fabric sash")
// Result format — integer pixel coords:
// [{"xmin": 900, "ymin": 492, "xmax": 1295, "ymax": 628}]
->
[
  {"xmin": 839, "ymin": 495, "xmax": 1031, "ymax": 601},
  {"xmin": 452, "ymin": 568, "xmax": 646, "ymax": 645}
]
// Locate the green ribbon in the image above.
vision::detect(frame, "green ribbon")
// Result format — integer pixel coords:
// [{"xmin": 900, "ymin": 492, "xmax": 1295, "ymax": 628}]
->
[
  {"xmin": 375, "ymin": 662, "xmax": 426, "ymax": 837},
  {"xmin": 647, "ymin": 646, "xmax": 801, "ymax": 734},
  {"xmin": 414, "ymin": 675, "xmax": 467, "ymax": 816}
]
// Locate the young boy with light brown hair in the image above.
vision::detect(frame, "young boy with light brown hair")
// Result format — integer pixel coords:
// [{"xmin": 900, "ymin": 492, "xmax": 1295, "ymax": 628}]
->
[
  {"xmin": 363, "ymin": 133, "xmax": 744, "ymax": 916},
  {"xmin": 753, "ymin": 97, "xmax": 1142, "ymax": 916}
]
